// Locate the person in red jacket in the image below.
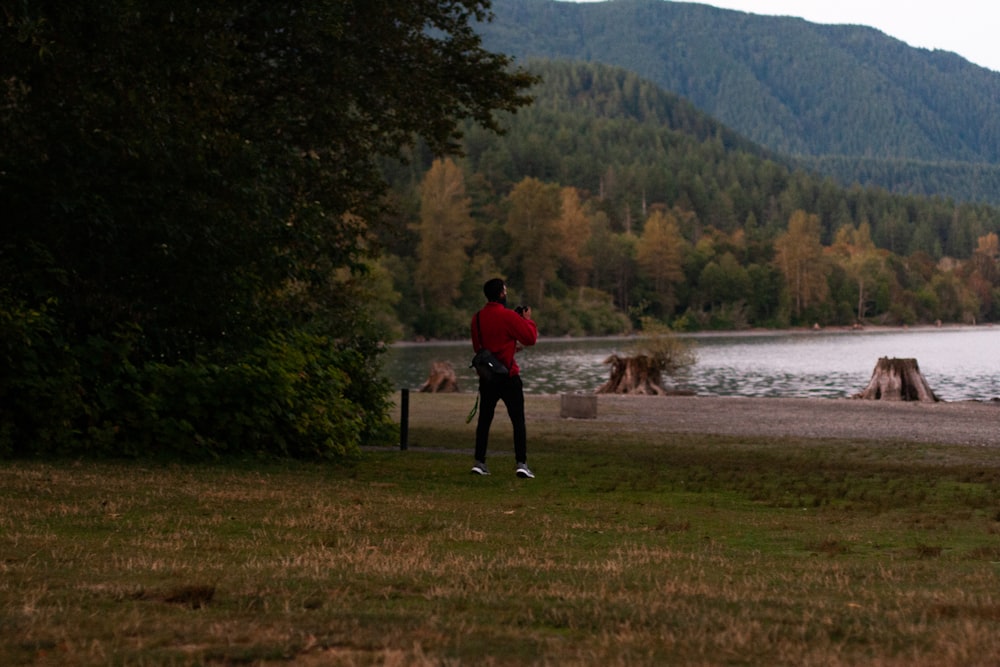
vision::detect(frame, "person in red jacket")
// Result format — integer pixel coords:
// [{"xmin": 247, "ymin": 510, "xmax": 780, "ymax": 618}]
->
[{"xmin": 470, "ymin": 278, "xmax": 538, "ymax": 478}]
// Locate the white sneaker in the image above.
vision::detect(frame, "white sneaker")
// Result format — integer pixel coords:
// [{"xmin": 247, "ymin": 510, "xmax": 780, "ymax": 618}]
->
[
  {"xmin": 471, "ymin": 461, "xmax": 490, "ymax": 475},
  {"xmin": 515, "ymin": 462, "xmax": 535, "ymax": 479}
]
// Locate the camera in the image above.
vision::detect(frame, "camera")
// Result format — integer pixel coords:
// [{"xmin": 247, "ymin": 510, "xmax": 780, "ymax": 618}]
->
[{"xmin": 515, "ymin": 305, "xmax": 528, "ymax": 316}]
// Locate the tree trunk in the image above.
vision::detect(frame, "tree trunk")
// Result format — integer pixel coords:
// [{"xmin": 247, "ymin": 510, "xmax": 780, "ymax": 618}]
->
[
  {"xmin": 418, "ymin": 361, "xmax": 460, "ymax": 393},
  {"xmin": 856, "ymin": 276, "xmax": 865, "ymax": 321},
  {"xmin": 854, "ymin": 357, "xmax": 939, "ymax": 402},
  {"xmin": 596, "ymin": 354, "xmax": 666, "ymax": 395}
]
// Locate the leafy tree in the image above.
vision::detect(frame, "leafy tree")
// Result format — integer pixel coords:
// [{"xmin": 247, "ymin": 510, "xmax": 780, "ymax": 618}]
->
[
  {"xmin": 556, "ymin": 187, "xmax": 593, "ymax": 292},
  {"xmin": 581, "ymin": 212, "xmax": 635, "ymax": 313},
  {"xmin": 774, "ymin": 210, "xmax": 829, "ymax": 321},
  {"xmin": 636, "ymin": 209, "xmax": 687, "ymax": 316},
  {"xmin": 746, "ymin": 263, "xmax": 785, "ymax": 326},
  {"xmin": 505, "ymin": 177, "xmax": 563, "ymax": 306},
  {"xmin": 970, "ymin": 232, "xmax": 1000, "ymax": 285},
  {"xmin": 964, "ymin": 232, "xmax": 1000, "ymax": 319},
  {"xmin": 1, "ymin": 1, "xmax": 535, "ymax": 458},
  {"xmin": 829, "ymin": 222, "xmax": 886, "ymax": 321},
  {"xmin": 699, "ymin": 253, "xmax": 751, "ymax": 312},
  {"xmin": 413, "ymin": 158, "xmax": 474, "ymax": 310},
  {"xmin": 930, "ymin": 271, "xmax": 980, "ymax": 324}
]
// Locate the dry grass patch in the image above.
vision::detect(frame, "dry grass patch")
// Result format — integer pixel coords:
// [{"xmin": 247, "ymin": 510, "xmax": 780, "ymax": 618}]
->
[{"xmin": 4, "ymin": 396, "xmax": 1000, "ymax": 664}]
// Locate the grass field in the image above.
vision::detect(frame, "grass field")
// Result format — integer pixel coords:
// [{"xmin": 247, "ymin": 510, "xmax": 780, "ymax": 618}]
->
[{"xmin": 3, "ymin": 393, "xmax": 1000, "ymax": 665}]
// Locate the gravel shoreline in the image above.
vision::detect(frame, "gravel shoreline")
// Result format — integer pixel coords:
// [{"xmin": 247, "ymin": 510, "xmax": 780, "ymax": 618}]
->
[{"xmin": 587, "ymin": 394, "xmax": 1000, "ymax": 447}]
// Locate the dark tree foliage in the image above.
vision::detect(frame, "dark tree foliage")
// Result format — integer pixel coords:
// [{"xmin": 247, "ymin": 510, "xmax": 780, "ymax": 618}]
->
[{"xmin": 0, "ymin": 1, "xmax": 535, "ymax": 458}]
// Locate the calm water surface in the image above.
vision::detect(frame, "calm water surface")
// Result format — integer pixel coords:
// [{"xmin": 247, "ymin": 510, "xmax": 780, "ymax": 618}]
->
[{"xmin": 384, "ymin": 327, "xmax": 1000, "ymax": 401}]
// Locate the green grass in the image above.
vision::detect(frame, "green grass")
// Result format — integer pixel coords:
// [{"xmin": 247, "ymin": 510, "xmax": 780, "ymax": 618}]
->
[{"xmin": 3, "ymin": 394, "xmax": 1000, "ymax": 665}]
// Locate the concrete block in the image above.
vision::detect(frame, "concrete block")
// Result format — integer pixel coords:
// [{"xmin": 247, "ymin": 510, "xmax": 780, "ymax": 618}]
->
[{"xmin": 560, "ymin": 392, "xmax": 597, "ymax": 419}]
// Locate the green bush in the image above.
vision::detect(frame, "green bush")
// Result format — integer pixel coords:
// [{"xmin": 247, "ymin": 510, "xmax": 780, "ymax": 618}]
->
[
  {"xmin": 124, "ymin": 334, "xmax": 371, "ymax": 460},
  {"xmin": 0, "ymin": 298, "xmax": 85, "ymax": 457},
  {"xmin": 538, "ymin": 289, "xmax": 631, "ymax": 337},
  {"xmin": 0, "ymin": 308, "xmax": 395, "ymax": 460},
  {"xmin": 412, "ymin": 306, "xmax": 470, "ymax": 340}
]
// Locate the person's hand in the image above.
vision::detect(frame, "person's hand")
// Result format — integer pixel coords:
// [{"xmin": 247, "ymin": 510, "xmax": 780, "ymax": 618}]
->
[{"xmin": 521, "ymin": 306, "xmax": 532, "ymax": 319}]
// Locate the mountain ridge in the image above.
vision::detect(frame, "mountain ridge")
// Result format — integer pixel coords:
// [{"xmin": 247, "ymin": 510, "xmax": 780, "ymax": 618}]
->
[{"xmin": 478, "ymin": 0, "xmax": 1000, "ymax": 202}]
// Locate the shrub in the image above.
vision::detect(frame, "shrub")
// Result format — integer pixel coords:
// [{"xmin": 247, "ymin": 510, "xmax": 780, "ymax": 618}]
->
[
  {"xmin": 0, "ymin": 312, "xmax": 395, "ymax": 460},
  {"xmin": 633, "ymin": 318, "xmax": 697, "ymax": 376},
  {"xmin": 124, "ymin": 333, "xmax": 370, "ymax": 460},
  {"xmin": 539, "ymin": 289, "xmax": 631, "ymax": 336},
  {"xmin": 0, "ymin": 298, "xmax": 85, "ymax": 457}
]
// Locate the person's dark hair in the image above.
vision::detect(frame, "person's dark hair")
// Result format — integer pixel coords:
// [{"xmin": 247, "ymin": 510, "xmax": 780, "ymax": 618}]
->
[{"xmin": 483, "ymin": 278, "xmax": 506, "ymax": 302}]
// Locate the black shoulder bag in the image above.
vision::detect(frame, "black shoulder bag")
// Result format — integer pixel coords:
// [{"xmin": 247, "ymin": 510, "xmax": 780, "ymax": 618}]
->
[{"xmin": 470, "ymin": 311, "xmax": 509, "ymax": 383}]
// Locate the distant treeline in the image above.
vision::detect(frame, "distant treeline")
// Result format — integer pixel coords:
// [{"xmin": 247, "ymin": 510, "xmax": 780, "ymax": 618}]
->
[{"xmin": 376, "ymin": 61, "xmax": 1000, "ymax": 339}]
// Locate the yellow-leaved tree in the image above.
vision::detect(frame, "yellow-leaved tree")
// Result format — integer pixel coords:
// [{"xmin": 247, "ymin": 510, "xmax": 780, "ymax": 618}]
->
[
  {"xmin": 413, "ymin": 158, "xmax": 474, "ymax": 310},
  {"xmin": 774, "ymin": 210, "xmax": 829, "ymax": 321},
  {"xmin": 505, "ymin": 177, "xmax": 563, "ymax": 306},
  {"xmin": 829, "ymin": 221, "xmax": 885, "ymax": 321},
  {"xmin": 967, "ymin": 232, "xmax": 1000, "ymax": 319},
  {"xmin": 556, "ymin": 187, "xmax": 593, "ymax": 293},
  {"xmin": 637, "ymin": 209, "xmax": 688, "ymax": 314},
  {"xmin": 970, "ymin": 232, "xmax": 1000, "ymax": 284}
]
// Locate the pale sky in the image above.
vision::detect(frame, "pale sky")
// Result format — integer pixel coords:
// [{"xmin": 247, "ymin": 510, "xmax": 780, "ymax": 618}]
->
[{"xmin": 561, "ymin": 1, "xmax": 1000, "ymax": 72}]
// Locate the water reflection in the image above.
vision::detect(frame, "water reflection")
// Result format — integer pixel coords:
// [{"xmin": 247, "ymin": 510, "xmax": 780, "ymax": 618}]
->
[{"xmin": 384, "ymin": 327, "xmax": 1000, "ymax": 401}]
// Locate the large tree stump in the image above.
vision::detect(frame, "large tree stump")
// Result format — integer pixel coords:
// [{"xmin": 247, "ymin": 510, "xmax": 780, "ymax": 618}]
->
[
  {"xmin": 596, "ymin": 354, "xmax": 667, "ymax": 395},
  {"xmin": 418, "ymin": 361, "xmax": 459, "ymax": 393},
  {"xmin": 854, "ymin": 357, "xmax": 939, "ymax": 402}
]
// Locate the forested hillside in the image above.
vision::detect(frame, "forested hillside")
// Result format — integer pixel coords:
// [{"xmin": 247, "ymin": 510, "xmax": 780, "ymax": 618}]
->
[
  {"xmin": 476, "ymin": 0, "xmax": 1000, "ymax": 204},
  {"xmin": 380, "ymin": 61, "xmax": 1000, "ymax": 339}
]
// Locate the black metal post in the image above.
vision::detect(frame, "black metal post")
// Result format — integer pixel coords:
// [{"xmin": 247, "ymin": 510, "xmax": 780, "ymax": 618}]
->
[{"xmin": 399, "ymin": 388, "xmax": 409, "ymax": 450}]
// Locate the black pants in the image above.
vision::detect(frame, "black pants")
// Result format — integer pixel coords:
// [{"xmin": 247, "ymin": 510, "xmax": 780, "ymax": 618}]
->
[{"xmin": 475, "ymin": 374, "xmax": 526, "ymax": 464}]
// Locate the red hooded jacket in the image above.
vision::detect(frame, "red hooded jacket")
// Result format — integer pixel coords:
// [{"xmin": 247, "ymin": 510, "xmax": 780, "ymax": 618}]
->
[{"xmin": 471, "ymin": 302, "xmax": 538, "ymax": 377}]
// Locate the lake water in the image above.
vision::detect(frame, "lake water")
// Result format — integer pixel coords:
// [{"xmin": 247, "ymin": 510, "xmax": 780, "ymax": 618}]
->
[{"xmin": 383, "ymin": 326, "xmax": 1000, "ymax": 401}]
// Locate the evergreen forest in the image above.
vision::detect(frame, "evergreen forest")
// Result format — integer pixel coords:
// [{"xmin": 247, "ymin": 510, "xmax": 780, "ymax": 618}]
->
[
  {"xmin": 379, "ymin": 60, "xmax": 1000, "ymax": 339},
  {"xmin": 477, "ymin": 0, "xmax": 1000, "ymax": 205}
]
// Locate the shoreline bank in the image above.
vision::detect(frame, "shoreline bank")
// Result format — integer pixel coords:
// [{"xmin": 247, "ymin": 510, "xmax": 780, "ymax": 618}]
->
[{"xmin": 391, "ymin": 322, "xmax": 995, "ymax": 346}]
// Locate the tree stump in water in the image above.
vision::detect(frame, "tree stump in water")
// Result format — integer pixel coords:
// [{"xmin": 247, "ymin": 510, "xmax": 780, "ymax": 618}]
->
[
  {"xmin": 596, "ymin": 354, "xmax": 667, "ymax": 395},
  {"xmin": 854, "ymin": 357, "xmax": 939, "ymax": 402},
  {"xmin": 418, "ymin": 361, "xmax": 459, "ymax": 393}
]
